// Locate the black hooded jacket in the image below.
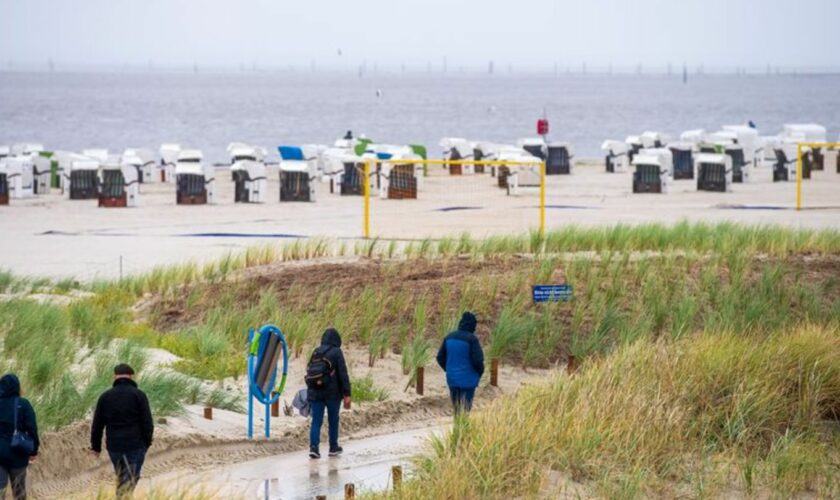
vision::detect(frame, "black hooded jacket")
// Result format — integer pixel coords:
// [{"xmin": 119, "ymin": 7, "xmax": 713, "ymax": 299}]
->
[
  {"xmin": 307, "ymin": 328, "xmax": 352, "ymax": 402},
  {"xmin": 0, "ymin": 374, "xmax": 40, "ymax": 469},
  {"xmin": 90, "ymin": 378, "xmax": 154, "ymax": 453}
]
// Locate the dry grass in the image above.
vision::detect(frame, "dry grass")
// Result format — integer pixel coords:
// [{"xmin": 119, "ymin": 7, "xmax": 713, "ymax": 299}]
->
[{"xmin": 385, "ymin": 326, "xmax": 840, "ymax": 499}]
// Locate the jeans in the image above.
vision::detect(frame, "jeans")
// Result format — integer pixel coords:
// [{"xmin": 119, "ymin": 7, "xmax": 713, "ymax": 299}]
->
[
  {"xmin": 0, "ymin": 465, "xmax": 27, "ymax": 500},
  {"xmin": 108, "ymin": 448, "xmax": 146, "ymax": 496},
  {"xmin": 310, "ymin": 398, "xmax": 341, "ymax": 450},
  {"xmin": 449, "ymin": 387, "xmax": 476, "ymax": 413}
]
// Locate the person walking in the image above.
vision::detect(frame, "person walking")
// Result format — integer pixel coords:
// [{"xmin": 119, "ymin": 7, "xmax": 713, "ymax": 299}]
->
[
  {"xmin": 305, "ymin": 328, "xmax": 351, "ymax": 459},
  {"xmin": 437, "ymin": 312, "xmax": 485, "ymax": 414},
  {"xmin": 90, "ymin": 364, "xmax": 154, "ymax": 497},
  {"xmin": 0, "ymin": 374, "xmax": 39, "ymax": 500}
]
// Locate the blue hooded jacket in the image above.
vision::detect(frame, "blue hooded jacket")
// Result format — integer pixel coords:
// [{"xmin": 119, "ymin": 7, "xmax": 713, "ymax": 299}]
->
[
  {"xmin": 0, "ymin": 373, "xmax": 40, "ymax": 469},
  {"xmin": 436, "ymin": 312, "xmax": 485, "ymax": 389}
]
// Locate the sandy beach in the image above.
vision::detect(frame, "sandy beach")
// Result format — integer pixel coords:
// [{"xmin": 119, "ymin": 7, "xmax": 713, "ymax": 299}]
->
[{"xmin": 2, "ymin": 161, "xmax": 838, "ymax": 280}]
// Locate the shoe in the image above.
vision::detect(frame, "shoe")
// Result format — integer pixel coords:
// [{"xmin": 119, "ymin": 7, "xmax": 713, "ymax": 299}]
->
[
  {"xmin": 328, "ymin": 446, "xmax": 343, "ymax": 457},
  {"xmin": 309, "ymin": 447, "xmax": 320, "ymax": 459}
]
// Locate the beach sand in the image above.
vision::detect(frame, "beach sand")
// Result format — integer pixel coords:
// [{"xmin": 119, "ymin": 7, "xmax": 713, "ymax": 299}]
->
[{"xmin": 1, "ymin": 161, "xmax": 838, "ymax": 280}]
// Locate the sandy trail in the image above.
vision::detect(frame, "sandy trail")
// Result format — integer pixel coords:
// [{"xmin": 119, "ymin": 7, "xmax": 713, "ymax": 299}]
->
[
  {"xmin": 142, "ymin": 424, "xmax": 447, "ymax": 499},
  {"xmin": 35, "ymin": 347, "xmax": 551, "ymax": 500}
]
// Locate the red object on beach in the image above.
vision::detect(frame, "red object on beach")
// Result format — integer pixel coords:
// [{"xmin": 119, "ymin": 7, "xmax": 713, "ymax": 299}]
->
[{"xmin": 537, "ymin": 118, "xmax": 549, "ymax": 135}]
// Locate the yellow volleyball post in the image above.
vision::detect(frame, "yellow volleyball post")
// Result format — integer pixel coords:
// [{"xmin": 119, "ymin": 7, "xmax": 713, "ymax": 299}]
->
[
  {"xmin": 796, "ymin": 143, "xmax": 802, "ymax": 211},
  {"xmin": 363, "ymin": 160, "xmax": 371, "ymax": 238},
  {"xmin": 539, "ymin": 160, "xmax": 546, "ymax": 237}
]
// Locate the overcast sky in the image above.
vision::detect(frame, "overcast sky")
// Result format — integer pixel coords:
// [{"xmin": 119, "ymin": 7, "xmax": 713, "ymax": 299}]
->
[{"xmin": 1, "ymin": 0, "xmax": 838, "ymax": 70}]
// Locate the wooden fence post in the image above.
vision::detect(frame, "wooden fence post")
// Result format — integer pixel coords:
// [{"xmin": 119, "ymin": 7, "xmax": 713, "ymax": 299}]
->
[
  {"xmin": 416, "ymin": 366, "xmax": 424, "ymax": 396},
  {"xmin": 271, "ymin": 392, "xmax": 280, "ymax": 417},
  {"xmin": 490, "ymin": 358, "xmax": 499, "ymax": 387},
  {"xmin": 392, "ymin": 465, "xmax": 403, "ymax": 490},
  {"xmin": 567, "ymin": 355, "xmax": 578, "ymax": 375},
  {"xmin": 344, "ymin": 483, "xmax": 356, "ymax": 499},
  {"xmin": 203, "ymin": 406, "xmax": 213, "ymax": 420}
]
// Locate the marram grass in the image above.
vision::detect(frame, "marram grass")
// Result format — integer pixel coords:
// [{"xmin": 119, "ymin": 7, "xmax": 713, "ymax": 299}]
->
[{"xmin": 381, "ymin": 326, "xmax": 840, "ymax": 499}]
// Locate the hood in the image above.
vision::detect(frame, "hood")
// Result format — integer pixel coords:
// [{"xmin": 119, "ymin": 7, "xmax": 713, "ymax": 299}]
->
[
  {"xmin": 0, "ymin": 374, "xmax": 21, "ymax": 398},
  {"xmin": 321, "ymin": 328, "xmax": 342, "ymax": 348},
  {"xmin": 458, "ymin": 312, "xmax": 477, "ymax": 333}
]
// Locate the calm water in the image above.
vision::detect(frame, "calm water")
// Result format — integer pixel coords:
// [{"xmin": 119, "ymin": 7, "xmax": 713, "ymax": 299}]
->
[{"xmin": 1, "ymin": 71, "xmax": 838, "ymax": 161}]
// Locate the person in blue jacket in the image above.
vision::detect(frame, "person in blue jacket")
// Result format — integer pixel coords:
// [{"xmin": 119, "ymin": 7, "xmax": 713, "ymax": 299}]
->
[{"xmin": 436, "ymin": 312, "xmax": 485, "ymax": 413}]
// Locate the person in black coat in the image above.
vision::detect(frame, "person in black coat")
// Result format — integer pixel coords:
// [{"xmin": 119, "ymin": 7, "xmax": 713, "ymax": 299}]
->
[
  {"xmin": 0, "ymin": 374, "xmax": 39, "ymax": 500},
  {"xmin": 307, "ymin": 328, "xmax": 352, "ymax": 459},
  {"xmin": 89, "ymin": 364, "xmax": 154, "ymax": 496}
]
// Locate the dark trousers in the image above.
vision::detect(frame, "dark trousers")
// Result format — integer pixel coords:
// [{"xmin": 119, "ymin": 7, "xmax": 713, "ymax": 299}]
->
[
  {"xmin": 108, "ymin": 448, "xmax": 146, "ymax": 496},
  {"xmin": 449, "ymin": 387, "xmax": 476, "ymax": 413},
  {"xmin": 310, "ymin": 398, "xmax": 341, "ymax": 450},
  {"xmin": 0, "ymin": 465, "xmax": 27, "ymax": 500}
]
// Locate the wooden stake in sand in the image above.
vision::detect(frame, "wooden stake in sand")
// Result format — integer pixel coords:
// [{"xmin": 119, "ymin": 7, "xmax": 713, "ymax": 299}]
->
[
  {"xmin": 567, "ymin": 355, "xmax": 578, "ymax": 375},
  {"xmin": 416, "ymin": 366, "xmax": 424, "ymax": 396},
  {"xmin": 392, "ymin": 465, "xmax": 403, "ymax": 490},
  {"xmin": 490, "ymin": 358, "xmax": 499, "ymax": 387},
  {"xmin": 271, "ymin": 392, "xmax": 279, "ymax": 418},
  {"xmin": 344, "ymin": 483, "xmax": 356, "ymax": 499},
  {"xmin": 203, "ymin": 406, "xmax": 213, "ymax": 420}
]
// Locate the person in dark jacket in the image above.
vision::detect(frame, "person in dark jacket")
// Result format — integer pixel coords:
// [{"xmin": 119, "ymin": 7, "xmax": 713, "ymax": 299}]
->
[
  {"xmin": 0, "ymin": 374, "xmax": 39, "ymax": 500},
  {"xmin": 307, "ymin": 328, "xmax": 352, "ymax": 459},
  {"xmin": 90, "ymin": 364, "xmax": 154, "ymax": 497},
  {"xmin": 437, "ymin": 312, "xmax": 485, "ymax": 413}
]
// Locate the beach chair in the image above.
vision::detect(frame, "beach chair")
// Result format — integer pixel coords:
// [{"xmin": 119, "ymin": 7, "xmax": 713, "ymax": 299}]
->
[
  {"xmin": 278, "ymin": 146, "xmax": 317, "ymax": 202},
  {"xmin": 546, "ymin": 143, "xmax": 574, "ymax": 175},
  {"xmin": 98, "ymin": 157, "xmax": 139, "ymax": 207},
  {"xmin": 33, "ymin": 155, "xmax": 52, "ymax": 194},
  {"xmin": 668, "ymin": 142, "xmax": 694, "ymax": 179},
  {"xmin": 631, "ymin": 149, "xmax": 673, "ymax": 194},
  {"xmin": 601, "ymin": 140, "xmax": 628, "ymax": 173},
  {"xmin": 0, "ymin": 162, "xmax": 8, "ymax": 205},
  {"xmin": 175, "ymin": 150, "xmax": 214, "ymax": 204},
  {"xmin": 159, "ymin": 143, "xmax": 181, "ymax": 183},
  {"xmin": 67, "ymin": 158, "xmax": 100, "ymax": 200},
  {"xmin": 696, "ymin": 153, "xmax": 733, "ymax": 192}
]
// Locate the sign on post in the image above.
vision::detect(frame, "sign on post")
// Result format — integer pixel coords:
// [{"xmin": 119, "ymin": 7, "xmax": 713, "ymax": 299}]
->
[{"xmin": 532, "ymin": 284, "xmax": 573, "ymax": 303}]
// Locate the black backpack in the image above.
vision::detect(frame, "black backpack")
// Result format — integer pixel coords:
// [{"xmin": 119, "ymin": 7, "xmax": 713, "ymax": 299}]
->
[{"xmin": 305, "ymin": 347, "xmax": 335, "ymax": 390}]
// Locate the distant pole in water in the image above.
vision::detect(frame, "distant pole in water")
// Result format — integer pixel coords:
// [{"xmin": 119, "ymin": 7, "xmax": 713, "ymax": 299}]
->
[
  {"xmin": 401, "ymin": 62, "xmax": 406, "ymax": 74},
  {"xmin": 193, "ymin": 62, "xmax": 198, "ymax": 74},
  {"xmin": 426, "ymin": 61, "xmax": 431, "ymax": 73},
  {"xmin": 553, "ymin": 62, "xmax": 558, "ymax": 76},
  {"xmin": 310, "ymin": 59, "xmax": 315, "ymax": 73},
  {"xmin": 636, "ymin": 63, "xmax": 642, "ymax": 75},
  {"xmin": 508, "ymin": 63, "xmax": 512, "ymax": 74},
  {"xmin": 48, "ymin": 58, "xmax": 54, "ymax": 72},
  {"xmin": 489, "ymin": 60, "xmax": 494, "ymax": 75},
  {"xmin": 667, "ymin": 62, "xmax": 672, "ymax": 76},
  {"xmin": 581, "ymin": 62, "xmax": 586, "ymax": 74},
  {"xmin": 766, "ymin": 63, "xmax": 771, "ymax": 76},
  {"xmin": 443, "ymin": 56, "xmax": 447, "ymax": 73},
  {"xmin": 608, "ymin": 62, "xmax": 613, "ymax": 75},
  {"xmin": 682, "ymin": 63, "xmax": 687, "ymax": 84}
]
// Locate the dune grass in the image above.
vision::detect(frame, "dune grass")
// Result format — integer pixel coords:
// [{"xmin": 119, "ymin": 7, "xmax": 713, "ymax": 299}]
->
[
  {"xmin": 385, "ymin": 326, "xmax": 840, "ymax": 498},
  {"xmin": 1, "ymin": 222, "xmax": 839, "ymax": 433},
  {"xmin": 147, "ymin": 242, "xmax": 840, "ymax": 382}
]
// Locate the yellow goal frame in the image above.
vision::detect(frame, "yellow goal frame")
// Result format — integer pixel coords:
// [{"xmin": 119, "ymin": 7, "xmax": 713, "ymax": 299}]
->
[{"xmin": 361, "ymin": 158, "xmax": 546, "ymax": 239}]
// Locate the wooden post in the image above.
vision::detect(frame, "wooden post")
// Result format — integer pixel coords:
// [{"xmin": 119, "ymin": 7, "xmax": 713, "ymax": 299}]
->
[
  {"xmin": 316, "ymin": 496, "xmax": 326, "ymax": 500},
  {"xmin": 416, "ymin": 366, "xmax": 424, "ymax": 396},
  {"xmin": 344, "ymin": 483, "xmax": 356, "ymax": 499},
  {"xmin": 203, "ymin": 406, "xmax": 213, "ymax": 420},
  {"xmin": 567, "ymin": 355, "xmax": 577, "ymax": 375},
  {"xmin": 271, "ymin": 394, "xmax": 279, "ymax": 418},
  {"xmin": 392, "ymin": 465, "xmax": 403, "ymax": 490},
  {"xmin": 490, "ymin": 358, "xmax": 499, "ymax": 387}
]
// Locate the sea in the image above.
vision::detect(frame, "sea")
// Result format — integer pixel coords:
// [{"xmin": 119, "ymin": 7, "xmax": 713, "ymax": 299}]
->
[{"xmin": 1, "ymin": 70, "xmax": 838, "ymax": 161}]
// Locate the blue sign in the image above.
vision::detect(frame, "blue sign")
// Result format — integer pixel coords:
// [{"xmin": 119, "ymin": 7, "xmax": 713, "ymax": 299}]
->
[{"xmin": 532, "ymin": 284, "xmax": 573, "ymax": 303}]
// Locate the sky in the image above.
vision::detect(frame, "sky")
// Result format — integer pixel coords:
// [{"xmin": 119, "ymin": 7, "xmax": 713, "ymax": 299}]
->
[{"xmin": 1, "ymin": 0, "xmax": 838, "ymax": 71}]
